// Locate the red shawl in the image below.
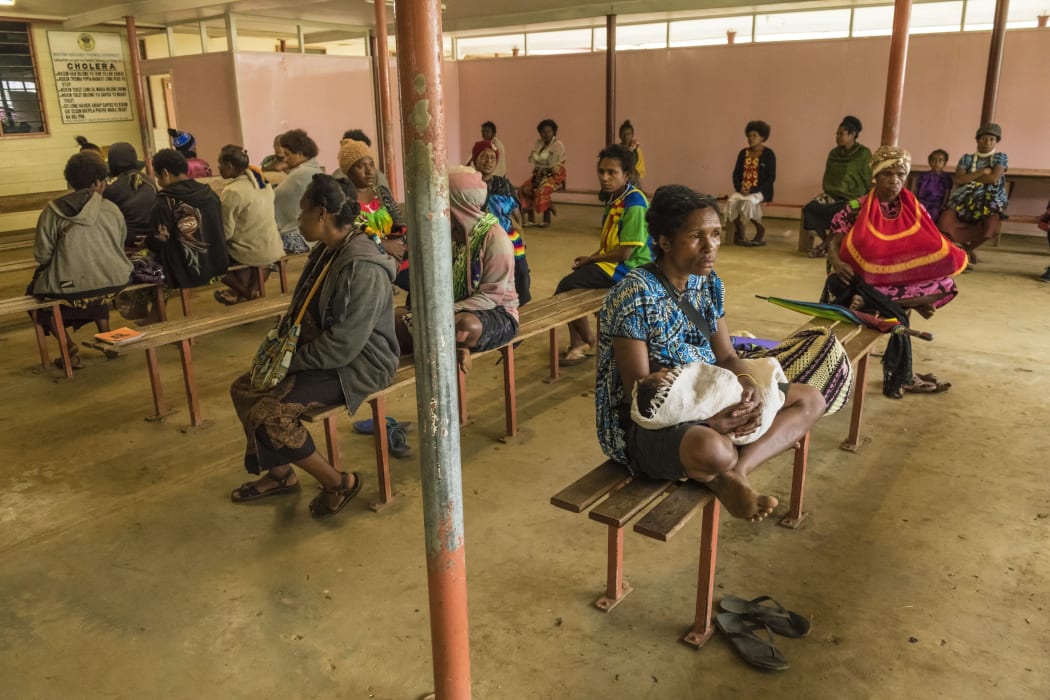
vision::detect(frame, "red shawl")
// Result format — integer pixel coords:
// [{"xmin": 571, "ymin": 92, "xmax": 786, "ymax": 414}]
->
[{"xmin": 840, "ymin": 188, "xmax": 967, "ymax": 285}]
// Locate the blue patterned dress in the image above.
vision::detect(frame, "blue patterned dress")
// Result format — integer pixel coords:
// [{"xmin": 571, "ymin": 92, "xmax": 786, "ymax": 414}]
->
[{"xmin": 595, "ymin": 267, "xmax": 725, "ymax": 464}]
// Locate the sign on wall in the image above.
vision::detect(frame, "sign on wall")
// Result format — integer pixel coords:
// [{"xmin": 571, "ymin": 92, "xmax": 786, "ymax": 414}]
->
[{"xmin": 47, "ymin": 31, "xmax": 133, "ymax": 124}]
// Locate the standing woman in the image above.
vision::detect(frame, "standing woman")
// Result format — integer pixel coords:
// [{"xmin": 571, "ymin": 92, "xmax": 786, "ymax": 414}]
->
[
  {"xmin": 30, "ymin": 153, "xmax": 133, "ymax": 369},
  {"xmin": 214, "ymin": 145, "xmax": 285, "ymax": 305},
  {"xmin": 938, "ymin": 123, "xmax": 1008, "ymax": 269},
  {"xmin": 229, "ymin": 174, "xmax": 400, "ymax": 518},
  {"xmin": 274, "ymin": 129, "xmax": 323, "ymax": 254},
  {"xmin": 471, "ymin": 139, "xmax": 530, "ymax": 305},
  {"xmin": 519, "ymin": 118, "xmax": 567, "ymax": 228},
  {"xmin": 726, "ymin": 120, "xmax": 776, "ymax": 246},
  {"xmin": 618, "ymin": 120, "xmax": 646, "ymax": 184}
]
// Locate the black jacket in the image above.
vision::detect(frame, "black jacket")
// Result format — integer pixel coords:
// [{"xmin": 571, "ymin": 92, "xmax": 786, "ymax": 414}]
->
[
  {"xmin": 104, "ymin": 170, "xmax": 157, "ymax": 246},
  {"xmin": 148, "ymin": 179, "xmax": 228, "ymax": 288},
  {"xmin": 732, "ymin": 147, "xmax": 777, "ymax": 203}
]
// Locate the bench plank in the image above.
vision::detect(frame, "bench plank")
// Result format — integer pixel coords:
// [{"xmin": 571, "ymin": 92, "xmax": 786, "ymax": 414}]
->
[
  {"xmin": 633, "ymin": 482, "xmax": 715, "ymax": 542},
  {"xmin": 0, "ymin": 259, "xmax": 37, "ymax": 274},
  {"xmin": 589, "ymin": 477, "xmax": 671, "ymax": 528},
  {"xmin": 0, "ymin": 295, "xmax": 56, "ymax": 315},
  {"xmin": 550, "ymin": 459, "xmax": 631, "ymax": 513}
]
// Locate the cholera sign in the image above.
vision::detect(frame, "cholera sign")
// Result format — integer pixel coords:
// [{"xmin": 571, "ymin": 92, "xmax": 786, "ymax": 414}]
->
[{"xmin": 47, "ymin": 31, "xmax": 133, "ymax": 124}]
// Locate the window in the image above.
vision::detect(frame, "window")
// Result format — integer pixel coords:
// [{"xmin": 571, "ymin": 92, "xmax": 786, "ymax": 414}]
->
[
  {"xmin": 754, "ymin": 9, "xmax": 852, "ymax": 42},
  {"xmin": 966, "ymin": 0, "xmax": 1050, "ymax": 29},
  {"xmin": 595, "ymin": 22, "xmax": 668, "ymax": 51},
  {"xmin": 0, "ymin": 21, "xmax": 47, "ymax": 136},
  {"xmin": 670, "ymin": 16, "xmax": 753, "ymax": 46},
  {"xmin": 854, "ymin": 1, "xmax": 965, "ymax": 35},
  {"xmin": 526, "ymin": 28, "xmax": 592, "ymax": 56}
]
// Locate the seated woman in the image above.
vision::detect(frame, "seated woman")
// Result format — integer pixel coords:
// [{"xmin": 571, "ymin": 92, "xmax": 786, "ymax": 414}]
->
[
  {"xmin": 596, "ymin": 185, "xmax": 825, "ymax": 522},
  {"xmin": 471, "ymin": 139, "xmax": 530, "ymax": 305},
  {"xmin": 274, "ymin": 129, "xmax": 324, "ymax": 254},
  {"xmin": 823, "ymin": 146, "xmax": 967, "ymax": 398},
  {"xmin": 394, "ymin": 167, "xmax": 519, "ymax": 375},
  {"xmin": 229, "ymin": 174, "xmax": 400, "ymax": 519},
  {"xmin": 29, "ymin": 152, "xmax": 133, "ymax": 370},
  {"xmin": 556, "ymin": 144, "xmax": 649, "ymax": 365},
  {"xmin": 938, "ymin": 123, "xmax": 1008, "ymax": 269},
  {"xmin": 726, "ymin": 120, "xmax": 776, "ymax": 247},
  {"xmin": 337, "ymin": 138, "xmax": 406, "ymax": 273},
  {"xmin": 519, "ymin": 118, "xmax": 566, "ymax": 228},
  {"xmin": 214, "ymin": 145, "xmax": 285, "ymax": 305},
  {"xmin": 167, "ymin": 128, "xmax": 212, "ymax": 178},
  {"xmin": 102, "ymin": 141, "xmax": 157, "ymax": 250},
  {"xmin": 802, "ymin": 115, "xmax": 872, "ymax": 258},
  {"xmin": 260, "ymin": 135, "xmax": 288, "ymax": 173}
]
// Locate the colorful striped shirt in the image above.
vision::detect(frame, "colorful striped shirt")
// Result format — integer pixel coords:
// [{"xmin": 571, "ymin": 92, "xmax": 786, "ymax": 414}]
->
[{"xmin": 596, "ymin": 184, "xmax": 651, "ymax": 280}]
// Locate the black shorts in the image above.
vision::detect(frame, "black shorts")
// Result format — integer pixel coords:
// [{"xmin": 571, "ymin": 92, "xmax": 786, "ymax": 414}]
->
[
  {"xmin": 625, "ymin": 421, "xmax": 700, "ymax": 481},
  {"xmin": 554, "ymin": 263, "xmax": 613, "ymax": 294},
  {"xmin": 466, "ymin": 306, "xmax": 519, "ymax": 352}
]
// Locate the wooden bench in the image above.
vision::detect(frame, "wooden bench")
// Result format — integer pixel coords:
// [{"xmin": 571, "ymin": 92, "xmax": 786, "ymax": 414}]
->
[
  {"xmin": 302, "ymin": 287, "xmax": 609, "ymax": 510},
  {"xmin": 549, "ymin": 316, "xmax": 883, "ymax": 649},
  {"xmin": 0, "ymin": 259, "xmax": 37, "ymax": 275},
  {"xmin": 0, "ymin": 295, "xmax": 77, "ymax": 379},
  {"xmin": 81, "ymin": 295, "xmax": 290, "ymax": 429}
]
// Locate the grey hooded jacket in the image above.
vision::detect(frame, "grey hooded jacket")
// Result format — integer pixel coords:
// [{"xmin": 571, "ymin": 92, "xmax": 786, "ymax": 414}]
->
[
  {"xmin": 288, "ymin": 232, "xmax": 400, "ymax": 413},
  {"xmin": 33, "ymin": 190, "xmax": 133, "ymax": 299}
]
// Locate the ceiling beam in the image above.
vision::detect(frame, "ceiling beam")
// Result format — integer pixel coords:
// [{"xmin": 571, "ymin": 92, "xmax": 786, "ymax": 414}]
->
[{"xmin": 63, "ymin": 0, "xmax": 237, "ymax": 29}]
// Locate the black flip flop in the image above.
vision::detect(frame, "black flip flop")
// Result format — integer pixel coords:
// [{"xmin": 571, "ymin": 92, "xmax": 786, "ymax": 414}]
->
[
  {"xmin": 309, "ymin": 471, "xmax": 362, "ymax": 519},
  {"xmin": 719, "ymin": 595, "xmax": 811, "ymax": 638},
  {"xmin": 230, "ymin": 471, "xmax": 301, "ymax": 503},
  {"xmin": 715, "ymin": 612, "xmax": 790, "ymax": 671}
]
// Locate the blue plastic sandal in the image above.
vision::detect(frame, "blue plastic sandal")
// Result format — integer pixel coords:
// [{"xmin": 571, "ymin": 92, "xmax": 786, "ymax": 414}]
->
[{"xmin": 353, "ymin": 416, "xmax": 412, "ymax": 435}]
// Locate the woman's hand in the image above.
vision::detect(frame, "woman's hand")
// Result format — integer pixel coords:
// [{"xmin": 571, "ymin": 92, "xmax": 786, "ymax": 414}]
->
[
  {"xmin": 382, "ymin": 238, "xmax": 406, "ymax": 262},
  {"xmin": 571, "ymin": 255, "xmax": 591, "ymax": 270},
  {"xmin": 737, "ymin": 374, "xmax": 757, "ymax": 402},
  {"xmin": 707, "ymin": 400, "xmax": 764, "ymax": 438},
  {"xmin": 832, "ymin": 258, "xmax": 855, "ymax": 282}
]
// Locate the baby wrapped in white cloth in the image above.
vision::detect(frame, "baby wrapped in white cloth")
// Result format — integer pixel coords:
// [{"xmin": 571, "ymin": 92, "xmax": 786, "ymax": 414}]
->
[{"xmin": 630, "ymin": 357, "xmax": 786, "ymax": 445}]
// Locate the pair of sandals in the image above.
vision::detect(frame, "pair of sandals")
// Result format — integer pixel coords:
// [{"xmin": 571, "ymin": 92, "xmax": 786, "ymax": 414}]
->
[
  {"xmin": 887, "ymin": 372, "xmax": 951, "ymax": 400},
  {"xmin": 352, "ymin": 416, "xmax": 413, "ymax": 458},
  {"xmin": 560, "ymin": 344, "xmax": 595, "ymax": 367},
  {"xmin": 230, "ymin": 469, "xmax": 362, "ymax": 519},
  {"xmin": 716, "ymin": 595, "xmax": 811, "ymax": 671},
  {"xmin": 214, "ymin": 289, "xmax": 258, "ymax": 306}
]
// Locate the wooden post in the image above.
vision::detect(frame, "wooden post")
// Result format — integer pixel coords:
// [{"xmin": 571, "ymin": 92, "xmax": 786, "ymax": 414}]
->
[
  {"xmin": 981, "ymin": 0, "xmax": 1010, "ymax": 124},
  {"xmin": 124, "ymin": 16, "xmax": 154, "ymax": 175},
  {"xmin": 881, "ymin": 0, "xmax": 912, "ymax": 147},
  {"xmin": 605, "ymin": 14, "xmax": 616, "ymax": 146},
  {"xmin": 373, "ymin": 0, "xmax": 399, "ymax": 195}
]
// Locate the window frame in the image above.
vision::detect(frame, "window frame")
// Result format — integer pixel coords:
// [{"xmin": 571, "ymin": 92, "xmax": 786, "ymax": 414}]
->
[{"xmin": 0, "ymin": 19, "xmax": 49, "ymax": 138}]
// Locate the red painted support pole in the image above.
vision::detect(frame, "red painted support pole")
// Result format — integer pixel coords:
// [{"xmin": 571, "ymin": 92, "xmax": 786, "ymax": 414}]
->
[
  {"xmin": 394, "ymin": 0, "xmax": 472, "ymax": 696},
  {"xmin": 982, "ymin": 0, "xmax": 1010, "ymax": 124},
  {"xmin": 881, "ymin": 0, "xmax": 912, "ymax": 147},
  {"xmin": 124, "ymin": 16, "xmax": 154, "ymax": 175},
  {"xmin": 373, "ymin": 0, "xmax": 399, "ymax": 195},
  {"xmin": 605, "ymin": 15, "xmax": 616, "ymax": 146}
]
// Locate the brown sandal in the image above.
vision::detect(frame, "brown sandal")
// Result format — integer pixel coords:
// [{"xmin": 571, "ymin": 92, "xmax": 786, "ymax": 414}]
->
[
  {"xmin": 309, "ymin": 471, "xmax": 362, "ymax": 519},
  {"xmin": 231, "ymin": 468, "xmax": 301, "ymax": 503}
]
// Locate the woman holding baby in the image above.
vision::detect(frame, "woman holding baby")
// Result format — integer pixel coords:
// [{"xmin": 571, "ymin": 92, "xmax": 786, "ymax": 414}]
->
[{"xmin": 594, "ymin": 185, "xmax": 826, "ymax": 522}]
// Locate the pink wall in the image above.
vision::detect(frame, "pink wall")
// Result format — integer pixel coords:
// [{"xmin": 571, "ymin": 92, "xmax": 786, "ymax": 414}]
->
[
  {"xmin": 455, "ymin": 29, "xmax": 1050, "ymax": 216},
  {"xmin": 141, "ymin": 52, "xmax": 243, "ymax": 166},
  {"xmin": 234, "ymin": 53, "xmax": 377, "ymax": 176}
]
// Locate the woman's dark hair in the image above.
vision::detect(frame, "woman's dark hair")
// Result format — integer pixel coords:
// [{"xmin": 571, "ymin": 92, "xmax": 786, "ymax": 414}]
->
[
  {"xmin": 646, "ymin": 185, "xmax": 720, "ymax": 260},
  {"xmin": 482, "ymin": 121, "xmax": 496, "ymax": 134},
  {"xmin": 279, "ymin": 128, "xmax": 319, "ymax": 158},
  {"xmin": 745, "ymin": 120, "xmax": 771, "ymax": 140},
  {"xmin": 64, "ymin": 152, "xmax": 109, "ymax": 190},
  {"xmin": 218, "ymin": 144, "xmax": 250, "ymax": 173},
  {"xmin": 151, "ymin": 148, "xmax": 189, "ymax": 177},
  {"xmin": 839, "ymin": 115, "xmax": 863, "ymax": 135},
  {"xmin": 597, "ymin": 144, "xmax": 636, "ymax": 176},
  {"xmin": 618, "ymin": 120, "xmax": 635, "ymax": 136},
  {"xmin": 536, "ymin": 118, "xmax": 558, "ymax": 135},
  {"xmin": 341, "ymin": 128, "xmax": 372, "ymax": 146},
  {"xmin": 929, "ymin": 148, "xmax": 949, "ymax": 162},
  {"xmin": 304, "ymin": 173, "xmax": 361, "ymax": 229},
  {"xmin": 75, "ymin": 135, "xmax": 101, "ymax": 153}
]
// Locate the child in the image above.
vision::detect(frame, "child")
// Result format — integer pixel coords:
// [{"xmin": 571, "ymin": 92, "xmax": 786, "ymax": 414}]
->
[
  {"xmin": 631, "ymin": 357, "xmax": 786, "ymax": 446},
  {"xmin": 914, "ymin": 149, "xmax": 953, "ymax": 221}
]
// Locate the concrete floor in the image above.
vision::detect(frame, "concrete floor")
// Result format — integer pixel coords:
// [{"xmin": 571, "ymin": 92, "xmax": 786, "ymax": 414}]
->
[{"xmin": 1, "ymin": 205, "xmax": 1048, "ymax": 699}]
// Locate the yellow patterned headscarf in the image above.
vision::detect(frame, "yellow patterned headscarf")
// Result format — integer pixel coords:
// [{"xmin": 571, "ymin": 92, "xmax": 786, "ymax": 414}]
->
[{"xmin": 870, "ymin": 145, "xmax": 911, "ymax": 178}]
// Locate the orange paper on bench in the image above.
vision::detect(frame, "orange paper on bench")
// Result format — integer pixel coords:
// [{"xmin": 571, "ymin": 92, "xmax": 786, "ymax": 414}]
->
[{"xmin": 93, "ymin": 327, "xmax": 146, "ymax": 345}]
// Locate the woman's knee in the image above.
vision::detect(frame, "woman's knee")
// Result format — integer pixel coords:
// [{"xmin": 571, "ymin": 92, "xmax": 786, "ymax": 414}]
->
[
  {"xmin": 454, "ymin": 312, "xmax": 482, "ymax": 344},
  {"xmin": 787, "ymin": 383, "xmax": 826, "ymax": 421},
  {"xmin": 679, "ymin": 426, "xmax": 736, "ymax": 481}
]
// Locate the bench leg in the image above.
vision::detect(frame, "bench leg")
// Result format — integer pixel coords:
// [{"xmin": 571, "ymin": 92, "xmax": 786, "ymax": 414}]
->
[
  {"xmin": 154, "ymin": 285, "xmax": 169, "ymax": 322},
  {"xmin": 369, "ymin": 395, "xmax": 396, "ymax": 511},
  {"xmin": 681, "ymin": 498, "xmax": 720, "ymax": 648},
  {"xmin": 841, "ymin": 351, "xmax": 872, "ymax": 452},
  {"xmin": 177, "ymin": 339, "xmax": 206, "ymax": 430},
  {"xmin": 278, "ymin": 259, "xmax": 289, "ymax": 294},
  {"xmin": 797, "ymin": 214, "xmax": 810, "ymax": 253},
  {"xmin": 457, "ymin": 368, "xmax": 469, "ymax": 427},
  {"xmin": 254, "ymin": 266, "xmax": 267, "ymax": 298},
  {"xmin": 780, "ymin": 431, "xmax": 810, "ymax": 529},
  {"xmin": 50, "ymin": 304, "xmax": 73, "ymax": 380},
  {"xmin": 30, "ymin": 309, "xmax": 51, "ymax": 369},
  {"xmin": 323, "ymin": 416, "xmax": 341, "ymax": 470},
  {"xmin": 501, "ymin": 345, "xmax": 517, "ymax": 438},
  {"xmin": 544, "ymin": 327, "xmax": 561, "ymax": 383},
  {"xmin": 595, "ymin": 526, "xmax": 633, "ymax": 612},
  {"xmin": 179, "ymin": 288, "xmax": 192, "ymax": 317},
  {"xmin": 143, "ymin": 347, "xmax": 176, "ymax": 422}
]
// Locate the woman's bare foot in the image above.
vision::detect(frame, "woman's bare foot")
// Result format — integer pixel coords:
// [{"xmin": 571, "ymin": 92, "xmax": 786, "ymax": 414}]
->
[
  {"xmin": 457, "ymin": 347, "xmax": 473, "ymax": 374},
  {"xmin": 706, "ymin": 468, "xmax": 778, "ymax": 522}
]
